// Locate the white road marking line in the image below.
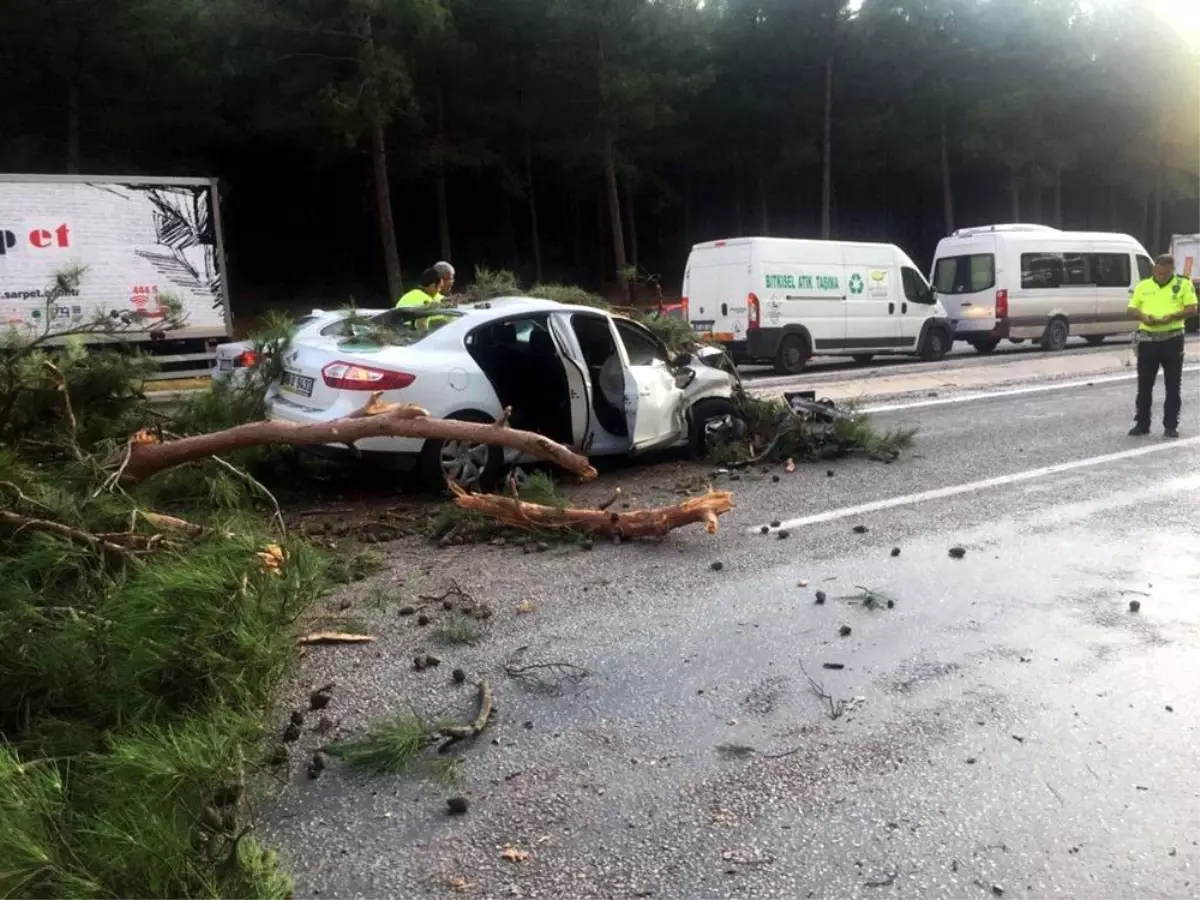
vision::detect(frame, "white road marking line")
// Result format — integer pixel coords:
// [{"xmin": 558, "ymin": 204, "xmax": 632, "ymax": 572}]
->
[
  {"xmin": 752, "ymin": 437, "xmax": 1200, "ymax": 532},
  {"xmin": 861, "ymin": 367, "xmax": 1200, "ymax": 413}
]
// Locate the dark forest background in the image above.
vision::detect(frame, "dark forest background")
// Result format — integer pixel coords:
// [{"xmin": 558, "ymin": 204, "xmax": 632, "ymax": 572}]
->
[{"xmin": 2, "ymin": 0, "xmax": 1198, "ymax": 315}]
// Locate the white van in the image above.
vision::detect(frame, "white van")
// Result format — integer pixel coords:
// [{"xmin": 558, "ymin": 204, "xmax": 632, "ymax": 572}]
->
[
  {"xmin": 683, "ymin": 237, "xmax": 952, "ymax": 375},
  {"xmin": 931, "ymin": 225, "xmax": 1152, "ymax": 353}
]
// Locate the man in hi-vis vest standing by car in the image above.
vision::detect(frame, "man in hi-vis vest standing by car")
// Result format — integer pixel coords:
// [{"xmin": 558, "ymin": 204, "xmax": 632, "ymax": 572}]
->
[{"xmin": 1127, "ymin": 253, "xmax": 1197, "ymax": 439}]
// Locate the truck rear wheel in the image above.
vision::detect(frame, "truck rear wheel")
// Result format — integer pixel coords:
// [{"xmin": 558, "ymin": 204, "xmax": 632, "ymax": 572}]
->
[{"xmin": 773, "ymin": 334, "xmax": 809, "ymax": 375}]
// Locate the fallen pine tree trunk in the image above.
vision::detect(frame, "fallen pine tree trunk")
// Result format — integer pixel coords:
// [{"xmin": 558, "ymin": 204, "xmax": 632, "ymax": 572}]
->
[
  {"xmin": 450, "ymin": 483, "xmax": 734, "ymax": 538},
  {"xmin": 120, "ymin": 393, "xmax": 597, "ymax": 483}
]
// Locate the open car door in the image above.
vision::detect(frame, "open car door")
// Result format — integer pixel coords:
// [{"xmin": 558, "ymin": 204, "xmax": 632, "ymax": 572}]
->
[
  {"xmin": 609, "ymin": 318, "xmax": 687, "ymax": 452},
  {"xmin": 548, "ymin": 313, "xmax": 594, "ymax": 451}
]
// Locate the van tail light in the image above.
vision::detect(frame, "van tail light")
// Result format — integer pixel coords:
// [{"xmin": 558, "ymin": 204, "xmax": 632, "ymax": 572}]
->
[
  {"xmin": 235, "ymin": 350, "xmax": 257, "ymax": 368},
  {"xmin": 747, "ymin": 293, "xmax": 761, "ymax": 330},
  {"xmin": 681, "ymin": 296, "xmax": 689, "ymax": 319},
  {"xmin": 995, "ymin": 289, "xmax": 1009, "ymax": 319},
  {"xmin": 322, "ymin": 361, "xmax": 416, "ymax": 391}
]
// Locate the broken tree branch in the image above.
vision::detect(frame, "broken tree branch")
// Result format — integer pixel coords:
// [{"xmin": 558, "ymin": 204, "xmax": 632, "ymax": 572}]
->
[
  {"xmin": 0, "ymin": 510, "xmax": 140, "ymax": 565},
  {"xmin": 42, "ymin": 360, "xmax": 84, "ymax": 463},
  {"xmin": 503, "ymin": 645, "xmax": 591, "ymax": 692},
  {"xmin": 119, "ymin": 393, "xmax": 596, "ymax": 483},
  {"xmin": 437, "ymin": 679, "xmax": 493, "ymax": 752},
  {"xmin": 450, "ymin": 484, "xmax": 734, "ymax": 538}
]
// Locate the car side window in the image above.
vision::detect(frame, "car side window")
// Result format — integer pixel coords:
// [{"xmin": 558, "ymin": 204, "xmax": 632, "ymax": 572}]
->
[
  {"xmin": 613, "ymin": 319, "xmax": 670, "ymax": 366},
  {"xmin": 1136, "ymin": 255, "xmax": 1153, "ymax": 280}
]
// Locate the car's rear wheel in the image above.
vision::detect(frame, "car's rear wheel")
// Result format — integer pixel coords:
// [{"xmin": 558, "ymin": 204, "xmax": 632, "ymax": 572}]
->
[
  {"xmin": 1042, "ymin": 316, "xmax": 1070, "ymax": 352},
  {"xmin": 415, "ymin": 409, "xmax": 503, "ymax": 492},
  {"xmin": 774, "ymin": 334, "xmax": 810, "ymax": 375}
]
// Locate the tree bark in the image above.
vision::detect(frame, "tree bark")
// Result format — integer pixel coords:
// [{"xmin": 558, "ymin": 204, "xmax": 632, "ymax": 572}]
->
[
  {"xmin": 1152, "ymin": 162, "xmax": 1163, "ymax": 253},
  {"xmin": 525, "ymin": 141, "xmax": 543, "ymax": 284},
  {"xmin": 623, "ymin": 175, "xmax": 639, "ymax": 272},
  {"xmin": 603, "ymin": 135, "xmax": 630, "ymax": 304},
  {"xmin": 363, "ymin": 16, "xmax": 401, "ymax": 300},
  {"xmin": 371, "ymin": 117, "xmax": 402, "ymax": 301},
  {"xmin": 450, "ymin": 484, "xmax": 734, "ymax": 538},
  {"xmin": 434, "ymin": 88, "xmax": 452, "ymax": 262},
  {"xmin": 120, "ymin": 394, "xmax": 597, "ymax": 483},
  {"xmin": 758, "ymin": 175, "xmax": 770, "ymax": 236},
  {"xmin": 66, "ymin": 29, "xmax": 84, "ymax": 174},
  {"xmin": 734, "ymin": 162, "xmax": 745, "ymax": 236},
  {"xmin": 501, "ymin": 169, "xmax": 518, "ymax": 272},
  {"xmin": 939, "ymin": 111, "xmax": 954, "ymax": 233},
  {"xmin": 820, "ymin": 52, "xmax": 834, "ymax": 240}
]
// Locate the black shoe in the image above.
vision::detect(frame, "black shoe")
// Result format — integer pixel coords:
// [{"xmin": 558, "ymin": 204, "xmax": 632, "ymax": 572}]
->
[
  {"xmin": 1164, "ymin": 428, "xmax": 1180, "ymax": 439},
  {"xmin": 1128, "ymin": 425, "xmax": 1150, "ymax": 436}
]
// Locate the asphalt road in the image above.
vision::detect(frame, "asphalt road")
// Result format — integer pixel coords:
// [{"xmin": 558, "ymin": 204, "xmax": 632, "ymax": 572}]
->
[
  {"xmin": 266, "ymin": 361, "xmax": 1200, "ymax": 899},
  {"xmin": 738, "ymin": 334, "xmax": 1137, "ymax": 381}
]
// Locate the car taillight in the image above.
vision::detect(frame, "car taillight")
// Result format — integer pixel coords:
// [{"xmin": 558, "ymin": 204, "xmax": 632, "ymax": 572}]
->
[
  {"xmin": 321, "ymin": 361, "xmax": 416, "ymax": 391},
  {"xmin": 681, "ymin": 296, "xmax": 689, "ymax": 319},
  {"xmin": 747, "ymin": 293, "xmax": 760, "ymax": 330},
  {"xmin": 235, "ymin": 350, "xmax": 257, "ymax": 368},
  {"xmin": 995, "ymin": 289, "xmax": 1009, "ymax": 319}
]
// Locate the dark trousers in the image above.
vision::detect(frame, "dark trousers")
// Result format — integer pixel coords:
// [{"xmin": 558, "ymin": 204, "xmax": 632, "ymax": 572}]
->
[{"xmin": 1135, "ymin": 333, "xmax": 1185, "ymax": 430}]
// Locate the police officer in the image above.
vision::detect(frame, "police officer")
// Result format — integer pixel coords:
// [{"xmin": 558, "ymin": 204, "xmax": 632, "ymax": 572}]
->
[{"xmin": 1127, "ymin": 253, "xmax": 1197, "ymax": 438}]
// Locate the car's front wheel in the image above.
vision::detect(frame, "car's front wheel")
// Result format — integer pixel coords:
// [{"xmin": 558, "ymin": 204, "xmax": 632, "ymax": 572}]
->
[
  {"xmin": 687, "ymin": 397, "xmax": 746, "ymax": 460},
  {"xmin": 415, "ymin": 409, "xmax": 503, "ymax": 492}
]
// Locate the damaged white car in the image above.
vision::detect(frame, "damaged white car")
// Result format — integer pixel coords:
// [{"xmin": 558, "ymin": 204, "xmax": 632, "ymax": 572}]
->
[{"xmin": 265, "ymin": 298, "xmax": 743, "ymax": 488}]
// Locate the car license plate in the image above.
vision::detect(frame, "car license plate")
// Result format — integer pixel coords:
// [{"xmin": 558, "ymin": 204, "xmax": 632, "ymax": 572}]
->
[
  {"xmin": 691, "ymin": 320, "xmax": 714, "ymax": 333},
  {"xmin": 280, "ymin": 371, "xmax": 314, "ymax": 397},
  {"xmin": 217, "ymin": 359, "xmax": 234, "ymax": 372}
]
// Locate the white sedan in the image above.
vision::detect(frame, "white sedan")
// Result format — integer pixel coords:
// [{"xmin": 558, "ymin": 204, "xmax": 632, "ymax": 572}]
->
[{"xmin": 265, "ymin": 298, "xmax": 742, "ymax": 488}]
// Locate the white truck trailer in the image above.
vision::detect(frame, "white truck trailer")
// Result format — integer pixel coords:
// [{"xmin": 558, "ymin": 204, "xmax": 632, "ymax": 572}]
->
[
  {"xmin": 0, "ymin": 174, "xmax": 232, "ymax": 376},
  {"xmin": 1169, "ymin": 233, "xmax": 1200, "ymax": 333}
]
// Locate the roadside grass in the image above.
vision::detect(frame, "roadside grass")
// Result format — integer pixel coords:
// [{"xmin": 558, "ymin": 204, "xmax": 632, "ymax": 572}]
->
[
  {"xmin": 430, "ymin": 618, "xmax": 482, "ymax": 647},
  {"xmin": 0, "ymin": 305, "xmax": 334, "ymax": 898}
]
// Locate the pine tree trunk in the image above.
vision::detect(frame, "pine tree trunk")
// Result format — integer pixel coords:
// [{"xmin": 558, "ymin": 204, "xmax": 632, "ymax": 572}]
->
[
  {"xmin": 1141, "ymin": 189, "xmax": 1150, "ymax": 247},
  {"xmin": 435, "ymin": 88, "xmax": 451, "ymax": 261},
  {"xmin": 683, "ymin": 174, "xmax": 693, "ymax": 248},
  {"xmin": 1152, "ymin": 164, "xmax": 1163, "ymax": 253},
  {"xmin": 939, "ymin": 112, "xmax": 954, "ymax": 233},
  {"xmin": 820, "ymin": 53, "xmax": 834, "ymax": 240},
  {"xmin": 624, "ymin": 176, "xmax": 639, "ymax": 272},
  {"xmin": 758, "ymin": 175, "xmax": 770, "ymax": 236},
  {"xmin": 734, "ymin": 161, "xmax": 744, "ymax": 235},
  {"xmin": 66, "ymin": 30, "xmax": 84, "ymax": 174},
  {"xmin": 1052, "ymin": 167, "xmax": 1062, "ymax": 227},
  {"xmin": 501, "ymin": 170, "xmax": 518, "ymax": 272},
  {"xmin": 525, "ymin": 142, "xmax": 543, "ymax": 284},
  {"xmin": 66, "ymin": 83, "xmax": 81, "ymax": 174},
  {"xmin": 604, "ymin": 136, "xmax": 630, "ymax": 304},
  {"xmin": 371, "ymin": 117, "xmax": 402, "ymax": 301}
]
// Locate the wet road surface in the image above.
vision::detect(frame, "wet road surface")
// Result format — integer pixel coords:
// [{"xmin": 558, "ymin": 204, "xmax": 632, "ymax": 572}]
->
[{"xmin": 266, "ymin": 367, "xmax": 1200, "ymax": 899}]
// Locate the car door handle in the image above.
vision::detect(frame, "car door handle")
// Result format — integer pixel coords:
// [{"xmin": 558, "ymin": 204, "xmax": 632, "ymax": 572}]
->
[
  {"xmin": 888, "ymin": 302, "xmax": 895, "ymax": 314},
  {"xmin": 721, "ymin": 303, "xmax": 728, "ymax": 316},
  {"xmin": 901, "ymin": 303, "xmax": 908, "ymax": 314}
]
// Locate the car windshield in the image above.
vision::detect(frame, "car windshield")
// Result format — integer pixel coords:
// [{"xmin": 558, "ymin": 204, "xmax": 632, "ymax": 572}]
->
[{"xmin": 319, "ymin": 306, "xmax": 462, "ymax": 347}]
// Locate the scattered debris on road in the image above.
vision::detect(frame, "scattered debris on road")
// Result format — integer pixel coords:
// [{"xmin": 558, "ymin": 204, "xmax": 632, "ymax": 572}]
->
[
  {"xmin": 949, "ymin": 546, "xmax": 967, "ymax": 559},
  {"xmin": 296, "ymin": 631, "xmax": 375, "ymax": 646}
]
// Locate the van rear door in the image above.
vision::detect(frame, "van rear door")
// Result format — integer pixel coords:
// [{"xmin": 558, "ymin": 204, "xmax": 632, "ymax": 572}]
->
[
  {"xmin": 932, "ymin": 236, "xmax": 998, "ymax": 338},
  {"xmin": 685, "ymin": 242, "xmax": 750, "ymax": 347}
]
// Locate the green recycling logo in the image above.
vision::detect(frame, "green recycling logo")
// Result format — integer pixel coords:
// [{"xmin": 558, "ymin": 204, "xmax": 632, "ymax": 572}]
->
[{"xmin": 849, "ymin": 273, "xmax": 864, "ymax": 295}]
